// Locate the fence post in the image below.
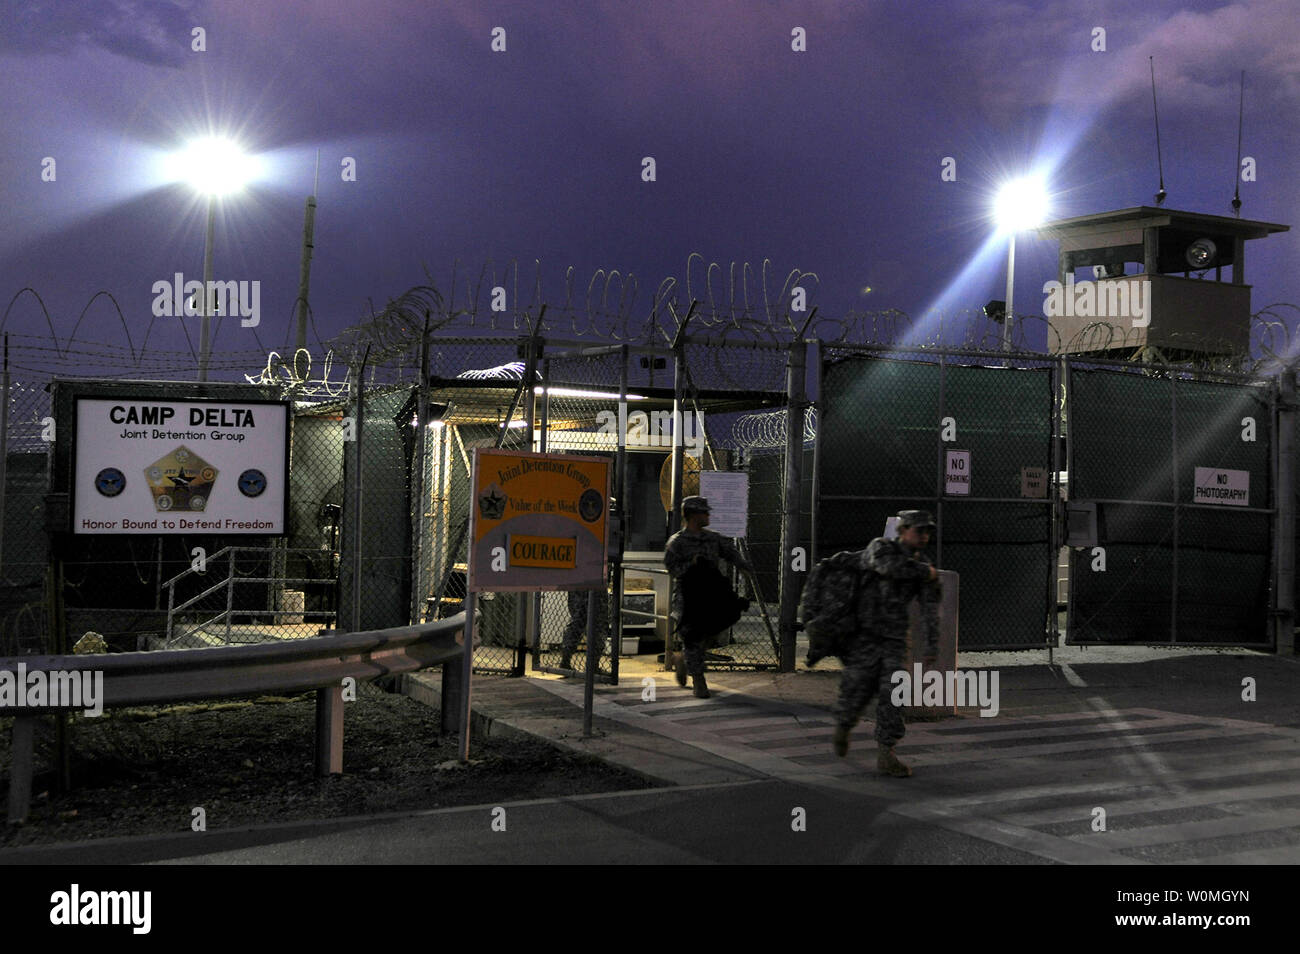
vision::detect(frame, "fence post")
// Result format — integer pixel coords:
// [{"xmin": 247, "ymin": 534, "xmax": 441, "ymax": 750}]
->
[
  {"xmin": 409, "ymin": 313, "xmax": 432, "ymax": 626},
  {"xmin": 1276, "ymin": 367, "xmax": 1296, "ymax": 653},
  {"xmin": 0, "ymin": 335, "xmax": 8, "ymax": 577},
  {"xmin": 515, "ymin": 333, "xmax": 540, "ymax": 677},
  {"xmin": 530, "ymin": 354, "xmax": 550, "ymax": 671},
  {"xmin": 809, "ymin": 340, "xmax": 822, "ymax": 568},
  {"xmin": 666, "ymin": 315, "xmax": 691, "ymax": 672},
  {"xmin": 778, "ymin": 338, "xmax": 807, "ymax": 672},
  {"xmin": 350, "ymin": 347, "xmax": 370, "ymax": 635},
  {"xmin": 1049, "ymin": 356, "xmax": 1065, "ymax": 663},
  {"xmin": 225, "ymin": 548, "xmax": 235, "ymax": 643},
  {"xmin": 612, "ymin": 343, "xmax": 629, "ymax": 684}
]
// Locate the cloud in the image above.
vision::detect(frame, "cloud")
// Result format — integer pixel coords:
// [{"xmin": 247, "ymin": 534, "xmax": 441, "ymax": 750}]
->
[
  {"xmin": 948, "ymin": 0, "xmax": 1300, "ymax": 113},
  {"xmin": 0, "ymin": 0, "xmax": 198, "ymax": 68}
]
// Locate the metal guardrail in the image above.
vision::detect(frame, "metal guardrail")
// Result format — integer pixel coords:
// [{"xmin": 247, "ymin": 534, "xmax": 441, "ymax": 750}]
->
[{"xmin": 2, "ymin": 613, "xmax": 466, "ymax": 824}]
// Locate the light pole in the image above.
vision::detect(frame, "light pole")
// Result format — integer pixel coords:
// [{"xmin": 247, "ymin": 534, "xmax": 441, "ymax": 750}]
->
[
  {"xmin": 172, "ymin": 137, "xmax": 253, "ymax": 381},
  {"xmin": 994, "ymin": 176, "xmax": 1050, "ymax": 353},
  {"xmin": 200, "ymin": 192, "xmax": 216, "ymax": 381}
]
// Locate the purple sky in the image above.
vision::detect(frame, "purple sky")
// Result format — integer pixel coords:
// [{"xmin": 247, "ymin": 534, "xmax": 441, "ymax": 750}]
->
[{"xmin": 3, "ymin": 0, "xmax": 1298, "ymax": 369}]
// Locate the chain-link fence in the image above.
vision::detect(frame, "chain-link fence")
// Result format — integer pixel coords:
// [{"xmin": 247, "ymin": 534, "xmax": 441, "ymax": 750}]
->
[
  {"xmin": 0, "ymin": 374, "xmax": 52, "ymax": 656},
  {"xmin": 0, "ymin": 336, "xmax": 344, "ymax": 656},
  {"xmin": 4, "ymin": 308, "xmax": 1291, "ymax": 670},
  {"xmin": 1066, "ymin": 356, "xmax": 1275, "ymax": 645},
  {"xmin": 818, "ymin": 345, "xmax": 1058, "ymax": 651},
  {"xmin": 816, "ymin": 342, "xmax": 1282, "ymax": 650}
]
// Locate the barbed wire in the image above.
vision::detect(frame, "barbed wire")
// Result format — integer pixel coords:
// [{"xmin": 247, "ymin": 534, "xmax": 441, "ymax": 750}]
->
[
  {"xmin": 729, "ymin": 405, "xmax": 818, "ymax": 449},
  {"xmin": 5, "ymin": 258, "xmax": 1300, "ymax": 390}
]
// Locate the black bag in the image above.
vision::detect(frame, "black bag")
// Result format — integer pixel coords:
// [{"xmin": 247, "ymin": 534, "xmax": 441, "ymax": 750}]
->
[{"xmin": 680, "ymin": 559, "xmax": 750, "ymax": 642}]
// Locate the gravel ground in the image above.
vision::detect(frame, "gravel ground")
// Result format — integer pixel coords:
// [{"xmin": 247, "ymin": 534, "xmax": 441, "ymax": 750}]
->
[{"xmin": 0, "ymin": 680, "xmax": 655, "ymax": 850}]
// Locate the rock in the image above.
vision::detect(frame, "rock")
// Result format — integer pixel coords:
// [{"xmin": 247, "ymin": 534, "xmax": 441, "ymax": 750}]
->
[
  {"xmin": 242, "ymin": 759, "xmax": 254, "ymax": 769},
  {"xmin": 73, "ymin": 632, "xmax": 108, "ymax": 655}
]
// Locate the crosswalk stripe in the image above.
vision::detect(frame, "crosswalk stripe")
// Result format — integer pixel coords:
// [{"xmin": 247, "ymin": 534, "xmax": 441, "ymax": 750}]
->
[
  {"xmin": 714, "ymin": 723, "xmax": 834, "ymax": 742},
  {"xmin": 1063, "ymin": 809, "xmax": 1300, "ymax": 849},
  {"xmin": 1188, "ymin": 844, "xmax": 1300, "ymax": 864},
  {"xmin": 1008, "ymin": 777, "xmax": 1300, "ymax": 827},
  {"xmin": 671, "ymin": 714, "xmax": 801, "ymax": 730},
  {"xmin": 895, "ymin": 725, "xmax": 1291, "ymax": 767}
]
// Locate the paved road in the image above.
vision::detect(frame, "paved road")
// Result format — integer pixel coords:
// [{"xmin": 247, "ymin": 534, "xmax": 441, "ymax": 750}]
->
[
  {"xmin": 5, "ymin": 651, "xmax": 1299, "ymax": 865},
  {"xmin": 529, "ymin": 658, "xmax": 1300, "ymax": 864}
]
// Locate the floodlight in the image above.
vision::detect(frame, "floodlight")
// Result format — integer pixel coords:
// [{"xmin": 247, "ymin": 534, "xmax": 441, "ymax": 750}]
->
[
  {"xmin": 1185, "ymin": 238, "xmax": 1218, "ymax": 269},
  {"xmin": 994, "ymin": 176, "xmax": 1050, "ymax": 231},
  {"xmin": 172, "ymin": 137, "xmax": 255, "ymax": 196}
]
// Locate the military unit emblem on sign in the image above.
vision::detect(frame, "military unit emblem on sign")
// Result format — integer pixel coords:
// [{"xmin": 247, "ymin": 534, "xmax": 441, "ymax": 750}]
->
[
  {"xmin": 144, "ymin": 445, "xmax": 217, "ymax": 512},
  {"xmin": 478, "ymin": 483, "xmax": 508, "ymax": 520}
]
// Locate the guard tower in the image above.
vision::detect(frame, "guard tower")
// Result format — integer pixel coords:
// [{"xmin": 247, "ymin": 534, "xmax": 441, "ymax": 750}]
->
[{"xmin": 1036, "ymin": 207, "xmax": 1288, "ymax": 359}]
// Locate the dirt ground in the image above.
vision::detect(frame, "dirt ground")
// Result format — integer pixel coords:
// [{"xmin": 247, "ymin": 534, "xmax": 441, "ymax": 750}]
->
[{"xmin": 0, "ymin": 680, "xmax": 655, "ymax": 850}]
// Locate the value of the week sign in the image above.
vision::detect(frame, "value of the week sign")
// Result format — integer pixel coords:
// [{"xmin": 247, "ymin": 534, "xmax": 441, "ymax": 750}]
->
[
  {"xmin": 1192, "ymin": 467, "xmax": 1250, "ymax": 507},
  {"xmin": 468, "ymin": 449, "xmax": 609, "ymax": 591},
  {"xmin": 73, "ymin": 397, "xmax": 289, "ymax": 535}
]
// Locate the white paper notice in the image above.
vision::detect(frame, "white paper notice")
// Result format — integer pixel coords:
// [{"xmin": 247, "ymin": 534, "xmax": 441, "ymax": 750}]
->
[{"xmin": 698, "ymin": 471, "xmax": 749, "ymax": 539}]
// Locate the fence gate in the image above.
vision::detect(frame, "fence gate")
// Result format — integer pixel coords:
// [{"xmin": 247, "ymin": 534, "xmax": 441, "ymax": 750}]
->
[
  {"xmin": 817, "ymin": 348, "xmax": 1057, "ymax": 650},
  {"xmin": 1065, "ymin": 362, "xmax": 1275, "ymax": 646}
]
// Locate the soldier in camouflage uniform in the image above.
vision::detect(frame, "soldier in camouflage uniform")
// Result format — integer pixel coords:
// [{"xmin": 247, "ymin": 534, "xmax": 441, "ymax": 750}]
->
[
  {"xmin": 664, "ymin": 496, "xmax": 751, "ymax": 698},
  {"xmin": 831, "ymin": 509, "xmax": 941, "ymax": 777},
  {"xmin": 559, "ymin": 588, "xmax": 608, "ymax": 670}
]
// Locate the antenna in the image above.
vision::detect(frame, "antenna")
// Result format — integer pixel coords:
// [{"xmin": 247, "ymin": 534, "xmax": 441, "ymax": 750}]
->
[
  {"xmin": 1232, "ymin": 70, "xmax": 1244, "ymax": 217},
  {"xmin": 1150, "ymin": 57, "xmax": 1167, "ymax": 206}
]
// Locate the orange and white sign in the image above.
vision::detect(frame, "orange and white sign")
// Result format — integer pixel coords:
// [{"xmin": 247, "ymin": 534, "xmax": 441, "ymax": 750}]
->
[{"xmin": 468, "ymin": 449, "xmax": 609, "ymax": 591}]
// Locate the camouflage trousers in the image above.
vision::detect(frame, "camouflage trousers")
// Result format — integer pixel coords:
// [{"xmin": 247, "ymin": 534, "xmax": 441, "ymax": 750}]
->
[
  {"xmin": 671, "ymin": 615, "xmax": 708, "ymax": 677},
  {"xmin": 562, "ymin": 590, "xmax": 608, "ymax": 658},
  {"xmin": 831, "ymin": 634, "xmax": 907, "ymax": 747}
]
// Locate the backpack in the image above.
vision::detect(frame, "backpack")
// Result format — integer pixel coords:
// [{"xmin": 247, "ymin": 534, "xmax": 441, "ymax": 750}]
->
[
  {"xmin": 680, "ymin": 559, "xmax": 750, "ymax": 643},
  {"xmin": 799, "ymin": 550, "xmax": 869, "ymax": 666}
]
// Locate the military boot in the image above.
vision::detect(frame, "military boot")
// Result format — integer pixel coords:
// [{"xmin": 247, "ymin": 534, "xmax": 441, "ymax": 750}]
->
[
  {"xmin": 674, "ymin": 653, "xmax": 688, "ymax": 687},
  {"xmin": 692, "ymin": 674, "xmax": 710, "ymax": 699},
  {"xmin": 832, "ymin": 725, "xmax": 850, "ymax": 757},
  {"xmin": 877, "ymin": 744, "xmax": 912, "ymax": 777}
]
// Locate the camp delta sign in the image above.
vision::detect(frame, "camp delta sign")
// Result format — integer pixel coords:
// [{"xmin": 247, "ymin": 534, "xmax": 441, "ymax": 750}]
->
[
  {"xmin": 468, "ymin": 449, "xmax": 610, "ymax": 591},
  {"xmin": 73, "ymin": 397, "xmax": 289, "ymax": 534}
]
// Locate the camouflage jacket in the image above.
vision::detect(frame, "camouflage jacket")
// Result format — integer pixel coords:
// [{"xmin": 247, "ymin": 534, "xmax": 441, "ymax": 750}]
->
[
  {"xmin": 664, "ymin": 528, "xmax": 749, "ymax": 618},
  {"xmin": 857, "ymin": 536, "xmax": 941, "ymax": 655}
]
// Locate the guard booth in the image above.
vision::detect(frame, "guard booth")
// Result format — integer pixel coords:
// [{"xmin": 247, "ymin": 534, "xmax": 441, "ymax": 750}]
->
[
  {"xmin": 408, "ymin": 340, "xmax": 789, "ymax": 681},
  {"xmin": 1036, "ymin": 206, "xmax": 1291, "ymax": 647},
  {"xmin": 1038, "ymin": 206, "xmax": 1289, "ymax": 359}
]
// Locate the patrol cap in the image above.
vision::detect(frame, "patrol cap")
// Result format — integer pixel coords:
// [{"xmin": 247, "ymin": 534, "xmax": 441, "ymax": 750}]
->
[
  {"xmin": 897, "ymin": 509, "xmax": 936, "ymax": 530},
  {"xmin": 682, "ymin": 495, "xmax": 710, "ymax": 515}
]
